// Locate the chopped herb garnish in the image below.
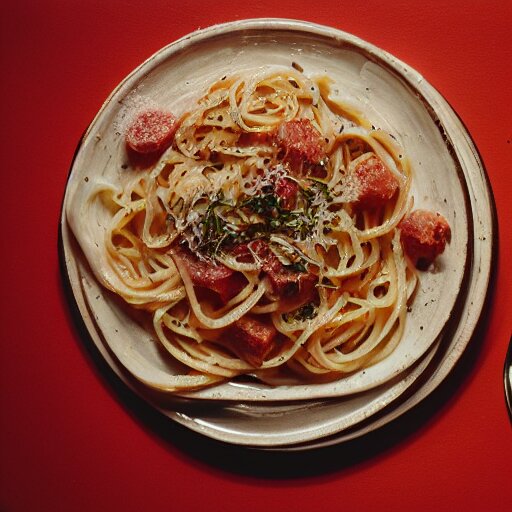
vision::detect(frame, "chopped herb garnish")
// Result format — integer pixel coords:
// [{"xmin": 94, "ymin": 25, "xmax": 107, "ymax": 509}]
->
[
  {"xmin": 284, "ymin": 302, "xmax": 318, "ymax": 322},
  {"xmin": 287, "ymin": 262, "xmax": 307, "ymax": 273},
  {"xmin": 179, "ymin": 172, "xmax": 334, "ymax": 258},
  {"xmin": 240, "ymin": 193, "xmax": 279, "ymax": 215}
]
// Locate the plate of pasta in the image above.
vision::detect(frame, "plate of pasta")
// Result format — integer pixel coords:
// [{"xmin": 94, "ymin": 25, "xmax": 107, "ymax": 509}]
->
[{"xmin": 61, "ymin": 19, "xmax": 493, "ymax": 446}]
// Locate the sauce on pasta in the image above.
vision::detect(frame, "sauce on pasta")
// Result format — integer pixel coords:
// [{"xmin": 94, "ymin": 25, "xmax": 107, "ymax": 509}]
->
[{"xmin": 77, "ymin": 67, "xmax": 450, "ymax": 390}]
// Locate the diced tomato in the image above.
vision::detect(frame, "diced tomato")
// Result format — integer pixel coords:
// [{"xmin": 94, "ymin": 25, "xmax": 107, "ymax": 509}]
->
[
  {"xmin": 232, "ymin": 240, "xmax": 281, "ymax": 273},
  {"xmin": 125, "ymin": 109, "xmax": 178, "ymax": 154},
  {"xmin": 267, "ymin": 266, "xmax": 318, "ymax": 311},
  {"xmin": 231, "ymin": 240, "xmax": 317, "ymax": 310},
  {"xmin": 275, "ymin": 178, "xmax": 299, "ymax": 210},
  {"xmin": 276, "ymin": 119, "xmax": 327, "ymax": 173},
  {"xmin": 231, "ymin": 239, "xmax": 268, "ymax": 262},
  {"xmin": 238, "ymin": 130, "xmax": 275, "ymax": 146},
  {"xmin": 399, "ymin": 210, "xmax": 451, "ymax": 269},
  {"xmin": 172, "ymin": 246, "xmax": 246, "ymax": 303},
  {"xmin": 226, "ymin": 316, "xmax": 277, "ymax": 367},
  {"xmin": 352, "ymin": 155, "xmax": 399, "ymax": 210}
]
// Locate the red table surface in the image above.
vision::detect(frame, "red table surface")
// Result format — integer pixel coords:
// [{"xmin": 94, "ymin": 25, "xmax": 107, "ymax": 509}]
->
[{"xmin": 1, "ymin": 1, "xmax": 511, "ymax": 511}]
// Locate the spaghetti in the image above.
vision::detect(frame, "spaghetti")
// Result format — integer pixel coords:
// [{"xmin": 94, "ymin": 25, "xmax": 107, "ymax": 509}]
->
[{"xmin": 73, "ymin": 68, "xmax": 429, "ymax": 391}]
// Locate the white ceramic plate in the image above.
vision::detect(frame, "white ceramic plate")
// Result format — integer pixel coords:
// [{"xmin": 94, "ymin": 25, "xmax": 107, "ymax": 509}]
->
[
  {"xmin": 61, "ymin": 19, "xmax": 494, "ymax": 448},
  {"xmin": 63, "ymin": 19, "xmax": 470, "ymax": 403}
]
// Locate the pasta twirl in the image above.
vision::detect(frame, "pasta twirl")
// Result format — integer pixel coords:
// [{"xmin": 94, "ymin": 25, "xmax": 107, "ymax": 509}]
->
[{"xmin": 70, "ymin": 68, "xmax": 428, "ymax": 391}]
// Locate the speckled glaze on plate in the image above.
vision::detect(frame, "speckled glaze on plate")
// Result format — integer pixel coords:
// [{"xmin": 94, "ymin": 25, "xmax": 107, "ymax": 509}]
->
[{"xmin": 61, "ymin": 19, "xmax": 494, "ymax": 447}]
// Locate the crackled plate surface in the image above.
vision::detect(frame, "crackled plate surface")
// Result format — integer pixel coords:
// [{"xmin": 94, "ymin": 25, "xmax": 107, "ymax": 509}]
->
[{"xmin": 63, "ymin": 19, "xmax": 471, "ymax": 404}]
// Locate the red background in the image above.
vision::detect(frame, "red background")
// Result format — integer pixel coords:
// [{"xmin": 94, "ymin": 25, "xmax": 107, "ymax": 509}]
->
[{"xmin": 1, "ymin": 1, "xmax": 511, "ymax": 511}]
